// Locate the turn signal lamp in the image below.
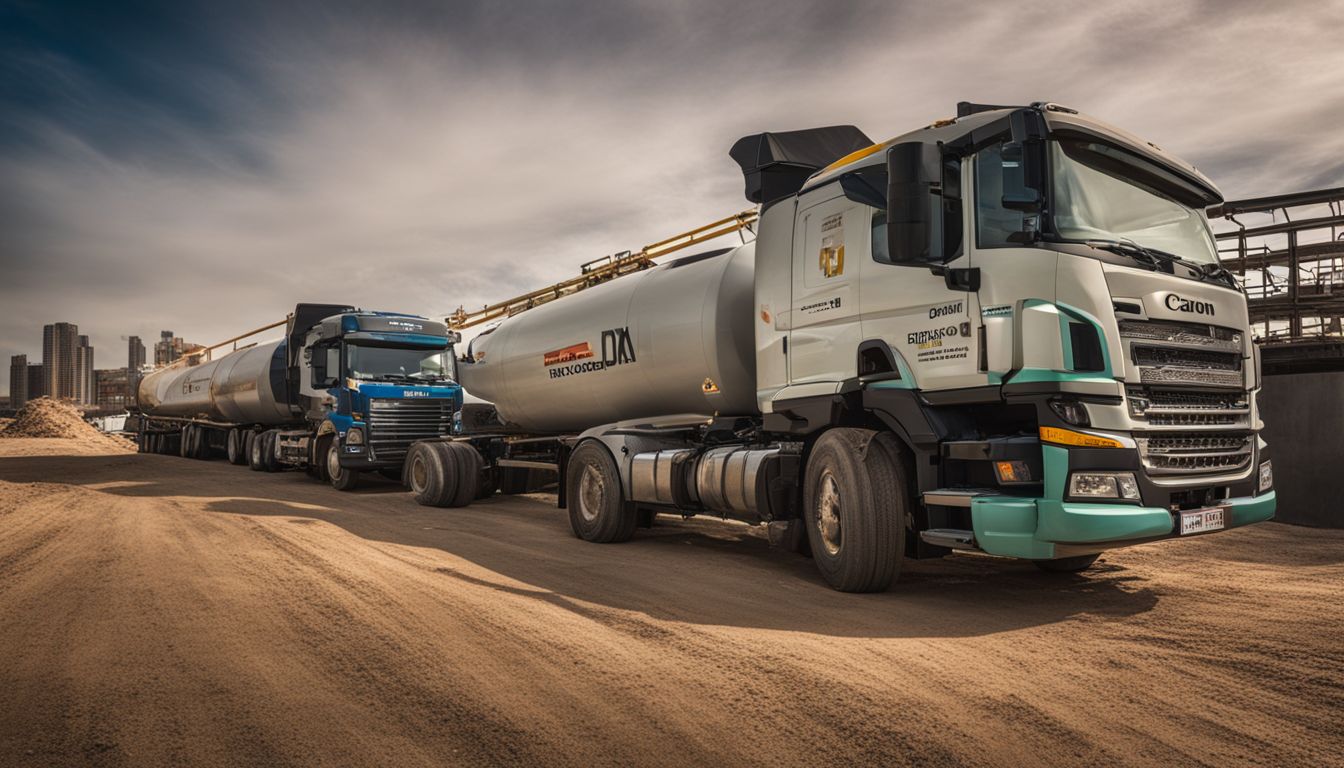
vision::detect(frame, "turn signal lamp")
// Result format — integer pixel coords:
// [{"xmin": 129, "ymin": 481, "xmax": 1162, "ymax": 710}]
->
[
  {"xmin": 1039, "ymin": 426, "xmax": 1124, "ymax": 449},
  {"xmin": 994, "ymin": 460, "xmax": 1032, "ymax": 484}
]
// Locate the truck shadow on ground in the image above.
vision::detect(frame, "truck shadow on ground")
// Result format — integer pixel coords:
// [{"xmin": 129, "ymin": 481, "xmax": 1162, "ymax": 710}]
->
[{"xmin": 0, "ymin": 453, "xmax": 1177, "ymax": 638}]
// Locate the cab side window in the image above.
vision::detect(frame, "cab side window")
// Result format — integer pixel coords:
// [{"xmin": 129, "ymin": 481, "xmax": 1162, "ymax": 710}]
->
[{"xmin": 975, "ymin": 143, "xmax": 1032, "ymax": 247}]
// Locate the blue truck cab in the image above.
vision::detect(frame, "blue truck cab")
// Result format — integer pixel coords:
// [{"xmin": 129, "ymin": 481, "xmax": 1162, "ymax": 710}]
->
[{"xmin": 292, "ymin": 305, "xmax": 462, "ymax": 490}]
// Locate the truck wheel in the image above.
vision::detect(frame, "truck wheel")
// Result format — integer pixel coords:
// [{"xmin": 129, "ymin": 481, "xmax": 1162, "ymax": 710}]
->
[
  {"xmin": 179, "ymin": 425, "xmax": 192, "ymax": 458},
  {"xmin": 226, "ymin": 429, "xmax": 244, "ymax": 465},
  {"xmin": 245, "ymin": 431, "xmax": 261, "ymax": 470},
  {"xmin": 249, "ymin": 430, "xmax": 269, "ymax": 471},
  {"xmin": 192, "ymin": 426, "xmax": 209, "ymax": 459},
  {"xmin": 443, "ymin": 443, "xmax": 481, "ymax": 507},
  {"xmin": 1034, "ymin": 554, "xmax": 1101, "ymax": 573},
  {"xmin": 803, "ymin": 428, "xmax": 907, "ymax": 593},
  {"xmin": 325, "ymin": 439, "xmax": 359, "ymax": 491},
  {"xmin": 407, "ymin": 442, "xmax": 455, "ymax": 506},
  {"xmin": 566, "ymin": 441, "xmax": 636, "ymax": 543},
  {"xmin": 263, "ymin": 431, "xmax": 283, "ymax": 472}
]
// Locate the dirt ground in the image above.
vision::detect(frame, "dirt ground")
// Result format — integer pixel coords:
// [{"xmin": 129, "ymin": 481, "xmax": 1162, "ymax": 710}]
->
[{"xmin": 0, "ymin": 438, "xmax": 1341, "ymax": 767}]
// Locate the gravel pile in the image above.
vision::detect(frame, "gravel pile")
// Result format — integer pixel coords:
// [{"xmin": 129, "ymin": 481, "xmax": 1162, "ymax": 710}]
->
[{"xmin": 0, "ymin": 398, "xmax": 127, "ymax": 448}]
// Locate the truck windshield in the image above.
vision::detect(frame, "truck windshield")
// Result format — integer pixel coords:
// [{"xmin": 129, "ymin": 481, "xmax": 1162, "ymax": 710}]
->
[
  {"xmin": 347, "ymin": 344, "xmax": 453, "ymax": 383},
  {"xmin": 1050, "ymin": 139, "xmax": 1219, "ymax": 264}
]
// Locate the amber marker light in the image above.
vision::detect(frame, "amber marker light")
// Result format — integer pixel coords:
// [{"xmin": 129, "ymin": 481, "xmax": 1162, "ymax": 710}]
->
[{"xmin": 1038, "ymin": 426, "xmax": 1125, "ymax": 449}]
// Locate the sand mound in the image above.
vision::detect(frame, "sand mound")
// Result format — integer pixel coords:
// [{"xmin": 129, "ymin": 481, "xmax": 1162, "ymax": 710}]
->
[{"xmin": 0, "ymin": 398, "xmax": 128, "ymax": 449}]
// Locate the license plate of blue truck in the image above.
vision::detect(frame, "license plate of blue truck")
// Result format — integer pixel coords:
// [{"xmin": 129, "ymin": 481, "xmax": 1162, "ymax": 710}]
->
[{"xmin": 1180, "ymin": 508, "xmax": 1226, "ymax": 535}]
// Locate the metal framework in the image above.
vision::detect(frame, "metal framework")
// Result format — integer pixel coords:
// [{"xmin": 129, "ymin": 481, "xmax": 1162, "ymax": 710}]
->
[
  {"xmin": 1211, "ymin": 187, "xmax": 1344, "ymax": 371},
  {"xmin": 447, "ymin": 209, "xmax": 758, "ymax": 330}
]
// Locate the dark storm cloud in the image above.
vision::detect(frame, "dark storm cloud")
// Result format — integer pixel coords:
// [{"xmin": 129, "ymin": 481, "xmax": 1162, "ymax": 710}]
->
[{"xmin": 1, "ymin": 0, "xmax": 1342, "ymax": 392}]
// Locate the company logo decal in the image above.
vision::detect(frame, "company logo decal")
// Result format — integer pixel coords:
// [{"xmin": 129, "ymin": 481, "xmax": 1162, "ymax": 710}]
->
[
  {"xmin": 546, "ymin": 328, "xmax": 637, "ymax": 379},
  {"xmin": 543, "ymin": 342, "xmax": 594, "ymax": 367},
  {"xmin": 819, "ymin": 213, "xmax": 845, "ymax": 278},
  {"xmin": 1165, "ymin": 294, "xmax": 1215, "ymax": 316}
]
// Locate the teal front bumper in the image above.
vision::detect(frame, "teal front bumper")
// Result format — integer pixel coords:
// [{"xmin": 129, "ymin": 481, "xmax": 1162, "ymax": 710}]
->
[{"xmin": 968, "ymin": 490, "xmax": 1277, "ymax": 560}]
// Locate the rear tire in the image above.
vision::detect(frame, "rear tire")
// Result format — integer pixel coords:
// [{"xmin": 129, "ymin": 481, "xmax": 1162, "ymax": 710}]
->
[
  {"xmin": 803, "ymin": 428, "xmax": 907, "ymax": 593},
  {"xmin": 566, "ymin": 441, "xmax": 636, "ymax": 543},
  {"xmin": 407, "ymin": 441, "xmax": 455, "ymax": 507},
  {"xmin": 443, "ymin": 443, "xmax": 481, "ymax": 507},
  {"xmin": 1034, "ymin": 554, "xmax": 1101, "ymax": 573},
  {"xmin": 263, "ymin": 431, "xmax": 282, "ymax": 472},
  {"xmin": 179, "ymin": 425, "xmax": 192, "ymax": 458},
  {"xmin": 246, "ymin": 431, "xmax": 263, "ymax": 471},
  {"xmin": 226, "ymin": 429, "xmax": 243, "ymax": 464},
  {"xmin": 325, "ymin": 438, "xmax": 359, "ymax": 491}
]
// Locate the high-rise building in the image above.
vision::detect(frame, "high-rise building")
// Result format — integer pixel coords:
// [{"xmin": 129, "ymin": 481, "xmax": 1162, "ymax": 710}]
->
[
  {"xmin": 27, "ymin": 364, "xmax": 46, "ymax": 399},
  {"xmin": 95, "ymin": 368, "xmax": 131, "ymax": 410},
  {"xmin": 8, "ymin": 355, "xmax": 27, "ymax": 410},
  {"xmin": 128, "ymin": 336, "xmax": 146, "ymax": 371},
  {"xmin": 74, "ymin": 335, "xmax": 95, "ymax": 405},
  {"xmin": 154, "ymin": 330, "xmax": 183, "ymax": 366},
  {"xmin": 43, "ymin": 322, "xmax": 79, "ymax": 400}
]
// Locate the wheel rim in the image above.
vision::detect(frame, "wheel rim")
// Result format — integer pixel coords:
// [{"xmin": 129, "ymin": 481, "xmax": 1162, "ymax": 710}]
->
[
  {"xmin": 326, "ymin": 442, "xmax": 342, "ymax": 480},
  {"xmin": 410, "ymin": 454, "xmax": 427, "ymax": 492},
  {"xmin": 578, "ymin": 464, "xmax": 604, "ymax": 523},
  {"xmin": 816, "ymin": 471, "xmax": 843, "ymax": 556}
]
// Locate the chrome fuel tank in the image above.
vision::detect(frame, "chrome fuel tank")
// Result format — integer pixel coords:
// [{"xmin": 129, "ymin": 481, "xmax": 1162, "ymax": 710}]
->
[
  {"xmin": 459, "ymin": 244, "xmax": 758, "ymax": 432},
  {"xmin": 135, "ymin": 339, "xmax": 296, "ymax": 425}
]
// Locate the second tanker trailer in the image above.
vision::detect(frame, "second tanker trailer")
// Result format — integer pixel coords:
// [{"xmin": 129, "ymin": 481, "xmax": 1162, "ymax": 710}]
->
[
  {"xmin": 414, "ymin": 101, "xmax": 1276, "ymax": 592},
  {"xmin": 131, "ymin": 303, "xmax": 463, "ymax": 492}
]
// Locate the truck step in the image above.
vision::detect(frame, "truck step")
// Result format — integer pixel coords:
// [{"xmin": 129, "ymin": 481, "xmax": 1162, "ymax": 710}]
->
[
  {"xmin": 921, "ymin": 488, "xmax": 994, "ymax": 507},
  {"xmin": 919, "ymin": 528, "xmax": 979, "ymax": 550}
]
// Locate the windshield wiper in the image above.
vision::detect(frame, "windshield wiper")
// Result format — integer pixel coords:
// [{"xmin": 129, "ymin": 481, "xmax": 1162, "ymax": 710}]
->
[{"xmin": 1081, "ymin": 238, "xmax": 1237, "ymax": 288}]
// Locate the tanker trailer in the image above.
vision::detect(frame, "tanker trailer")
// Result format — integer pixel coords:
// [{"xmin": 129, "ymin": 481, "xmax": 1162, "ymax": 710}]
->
[
  {"xmin": 131, "ymin": 303, "xmax": 463, "ymax": 492},
  {"xmin": 425, "ymin": 102, "xmax": 1275, "ymax": 593}
]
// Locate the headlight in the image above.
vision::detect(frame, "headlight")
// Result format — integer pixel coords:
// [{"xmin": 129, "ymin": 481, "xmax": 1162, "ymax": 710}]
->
[
  {"xmin": 1048, "ymin": 397, "xmax": 1090, "ymax": 427},
  {"xmin": 1069, "ymin": 472, "xmax": 1140, "ymax": 500},
  {"xmin": 1258, "ymin": 460, "xmax": 1272, "ymax": 493},
  {"xmin": 346, "ymin": 427, "xmax": 365, "ymax": 446}
]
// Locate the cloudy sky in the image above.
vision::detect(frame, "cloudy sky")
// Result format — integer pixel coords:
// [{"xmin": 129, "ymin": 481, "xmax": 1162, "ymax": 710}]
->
[{"xmin": 2, "ymin": 0, "xmax": 1343, "ymax": 394}]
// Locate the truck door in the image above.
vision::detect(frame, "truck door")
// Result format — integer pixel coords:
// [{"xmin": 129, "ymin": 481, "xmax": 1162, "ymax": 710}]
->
[
  {"xmin": 860, "ymin": 162, "xmax": 981, "ymax": 391},
  {"xmin": 789, "ymin": 195, "xmax": 863, "ymax": 385}
]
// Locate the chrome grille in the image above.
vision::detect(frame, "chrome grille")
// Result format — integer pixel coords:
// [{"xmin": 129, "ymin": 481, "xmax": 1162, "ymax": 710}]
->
[
  {"xmin": 1135, "ymin": 433, "xmax": 1253, "ymax": 475},
  {"xmin": 1139, "ymin": 367, "xmax": 1245, "ymax": 388},
  {"xmin": 1118, "ymin": 320, "xmax": 1240, "ymax": 348},
  {"xmin": 366, "ymin": 398, "xmax": 454, "ymax": 460}
]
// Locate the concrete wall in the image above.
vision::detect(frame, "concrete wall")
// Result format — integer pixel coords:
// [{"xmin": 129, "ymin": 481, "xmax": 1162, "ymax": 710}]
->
[{"xmin": 1258, "ymin": 371, "xmax": 1344, "ymax": 527}]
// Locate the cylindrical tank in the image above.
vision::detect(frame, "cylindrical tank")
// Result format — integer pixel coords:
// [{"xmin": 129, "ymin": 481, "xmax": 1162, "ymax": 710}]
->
[
  {"xmin": 459, "ymin": 244, "xmax": 758, "ymax": 433},
  {"xmin": 135, "ymin": 339, "xmax": 297, "ymax": 425}
]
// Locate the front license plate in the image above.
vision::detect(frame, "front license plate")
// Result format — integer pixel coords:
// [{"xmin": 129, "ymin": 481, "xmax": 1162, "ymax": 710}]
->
[{"xmin": 1179, "ymin": 507, "xmax": 1226, "ymax": 535}]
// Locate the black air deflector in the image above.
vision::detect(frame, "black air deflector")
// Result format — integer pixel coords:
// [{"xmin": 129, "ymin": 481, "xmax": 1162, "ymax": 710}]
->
[{"xmin": 730, "ymin": 125, "xmax": 873, "ymax": 204}]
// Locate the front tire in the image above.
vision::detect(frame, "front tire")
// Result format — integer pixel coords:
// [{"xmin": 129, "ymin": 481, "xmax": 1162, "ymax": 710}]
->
[
  {"xmin": 1034, "ymin": 554, "xmax": 1101, "ymax": 573},
  {"xmin": 325, "ymin": 439, "xmax": 359, "ymax": 491},
  {"xmin": 803, "ymin": 428, "xmax": 907, "ymax": 593},
  {"xmin": 566, "ymin": 441, "xmax": 636, "ymax": 543}
]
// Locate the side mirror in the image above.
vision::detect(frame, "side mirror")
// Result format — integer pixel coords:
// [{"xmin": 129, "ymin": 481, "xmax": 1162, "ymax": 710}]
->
[{"xmin": 886, "ymin": 141, "xmax": 942, "ymax": 264}]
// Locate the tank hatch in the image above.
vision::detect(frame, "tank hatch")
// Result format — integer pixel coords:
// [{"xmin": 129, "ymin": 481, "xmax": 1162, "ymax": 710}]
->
[{"xmin": 730, "ymin": 125, "xmax": 873, "ymax": 205}]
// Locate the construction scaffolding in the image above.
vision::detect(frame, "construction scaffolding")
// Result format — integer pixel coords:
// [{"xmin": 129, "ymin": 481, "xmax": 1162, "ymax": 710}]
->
[{"xmin": 1210, "ymin": 187, "xmax": 1344, "ymax": 373}]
